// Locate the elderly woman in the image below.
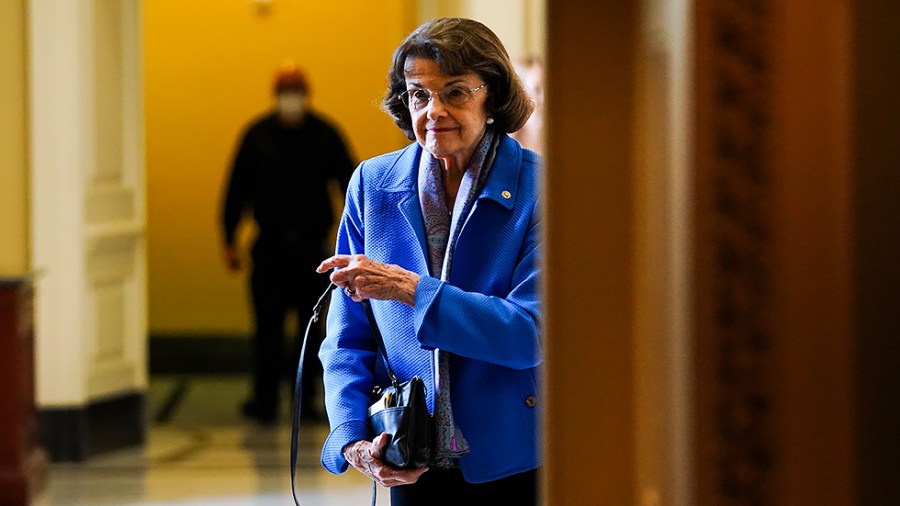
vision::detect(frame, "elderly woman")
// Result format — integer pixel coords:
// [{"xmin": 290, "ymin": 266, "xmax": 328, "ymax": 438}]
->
[{"xmin": 316, "ymin": 17, "xmax": 541, "ymax": 504}]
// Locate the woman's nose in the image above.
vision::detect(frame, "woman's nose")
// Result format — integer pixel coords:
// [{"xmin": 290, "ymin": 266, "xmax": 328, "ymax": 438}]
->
[{"xmin": 425, "ymin": 95, "xmax": 448, "ymax": 119}]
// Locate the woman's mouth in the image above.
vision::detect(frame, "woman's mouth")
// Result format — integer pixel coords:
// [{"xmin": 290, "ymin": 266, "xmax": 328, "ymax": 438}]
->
[{"xmin": 428, "ymin": 126, "xmax": 456, "ymax": 134}]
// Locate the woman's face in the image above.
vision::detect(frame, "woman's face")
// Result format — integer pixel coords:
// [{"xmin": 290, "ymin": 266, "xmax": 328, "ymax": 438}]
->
[{"xmin": 403, "ymin": 57, "xmax": 490, "ymax": 166}]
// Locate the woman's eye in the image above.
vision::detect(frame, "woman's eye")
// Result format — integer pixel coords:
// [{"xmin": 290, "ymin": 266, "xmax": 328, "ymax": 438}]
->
[
  {"xmin": 446, "ymin": 87, "xmax": 467, "ymax": 99},
  {"xmin": 411, "ymin": 89, "xmax": 430, "ymax": 101}
]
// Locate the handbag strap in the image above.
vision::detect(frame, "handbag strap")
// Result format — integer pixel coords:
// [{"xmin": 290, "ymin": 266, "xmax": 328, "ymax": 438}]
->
[
  {"xmin": 291, "ymin": 282, "xmax": 336, "ymax": 506},
  {"xmin": 361, "ymin": 299, "xmax": 401, "ymax": 390},
  {"xmin": 290, "ymin": 283, "xmax": 386, "ymax": 506}
]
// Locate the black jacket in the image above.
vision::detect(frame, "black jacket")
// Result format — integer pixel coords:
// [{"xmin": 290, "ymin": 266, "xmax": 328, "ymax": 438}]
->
[{"xmin": 221, "ymin": 111, "xmax": 355, "ymax": 261}]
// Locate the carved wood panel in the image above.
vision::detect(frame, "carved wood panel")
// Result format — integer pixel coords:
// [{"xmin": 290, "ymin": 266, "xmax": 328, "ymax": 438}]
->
[{"xmin": 698, "ymin": 0, "xmax": 776, "ymax": 504}]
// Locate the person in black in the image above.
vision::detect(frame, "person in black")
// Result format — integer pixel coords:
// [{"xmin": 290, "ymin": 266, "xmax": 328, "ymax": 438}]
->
[{"xmin": 221, "ymin": 61, "xmax": 355, "ymax": 424}]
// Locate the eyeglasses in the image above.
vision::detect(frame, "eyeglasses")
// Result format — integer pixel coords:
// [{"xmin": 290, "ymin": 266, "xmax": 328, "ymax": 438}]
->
[{"xmin": 398, "ymin": 83, "xmax": 486, "ymax": 110}]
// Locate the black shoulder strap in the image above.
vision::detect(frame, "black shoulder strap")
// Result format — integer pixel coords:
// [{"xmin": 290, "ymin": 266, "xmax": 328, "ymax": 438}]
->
[
  {"xmin": 291, "ymin": 285, "xmax": 400, "ymax": 506},
  {"xmin": 290, "ymin": 283, "xmax": 336, "ymax": 506},
  {"xmin": 361, "ymin": 299, "xmax": 399, "ymax": 388}
]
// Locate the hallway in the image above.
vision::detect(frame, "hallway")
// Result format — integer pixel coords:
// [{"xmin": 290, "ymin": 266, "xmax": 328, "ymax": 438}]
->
[{"xmin": 32, "ymin": 375, "xmax": 384, "ymax": 506}]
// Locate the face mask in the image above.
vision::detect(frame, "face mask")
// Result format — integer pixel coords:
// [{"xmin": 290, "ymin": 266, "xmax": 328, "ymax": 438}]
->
[{"xmin": 277, "ymin": 92, "xmax": 306, "ymax": 120}]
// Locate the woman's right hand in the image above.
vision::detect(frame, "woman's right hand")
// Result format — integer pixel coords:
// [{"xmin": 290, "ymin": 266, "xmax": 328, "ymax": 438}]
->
[
  {"xmin": 342, "ymin": 433, "xmax": 429, "ymax": 487},
  {"xmin": 317, "ymin": 254, "xmax": 420, "ymax": 307}
]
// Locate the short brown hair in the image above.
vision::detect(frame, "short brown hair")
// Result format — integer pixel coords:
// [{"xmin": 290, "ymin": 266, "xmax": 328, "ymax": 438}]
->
[{"xmin": 382, "ymin": 18, "xmax": 534, "ymax": 140}]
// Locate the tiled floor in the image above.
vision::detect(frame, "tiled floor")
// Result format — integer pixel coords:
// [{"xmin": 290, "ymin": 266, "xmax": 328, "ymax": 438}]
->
[{"xmin": 32, "ymin": 375, "xmax": 386, "ymax": 506}]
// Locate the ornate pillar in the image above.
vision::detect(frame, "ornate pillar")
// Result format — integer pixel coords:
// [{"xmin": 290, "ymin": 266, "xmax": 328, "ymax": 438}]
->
[
  {"xmin": 694, "ymin": 1, "xmax": 777, "ymax": 504},
  {"xmin": 693, "ymin": 0, "xmax": 856, "ymax": 504},
  {"xmin": 29, "ymin": 0, "xmax": 147, "ymax": 461}
]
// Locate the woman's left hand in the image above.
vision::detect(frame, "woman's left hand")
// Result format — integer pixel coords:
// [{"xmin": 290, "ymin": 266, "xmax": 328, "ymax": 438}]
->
[
  {"xmin": 343, "ymin": 433, "xmax": 429, "ymax": 487},
  {"xmin": 317, "ymin": 254, "xmax": 420, "ymax": 307}
]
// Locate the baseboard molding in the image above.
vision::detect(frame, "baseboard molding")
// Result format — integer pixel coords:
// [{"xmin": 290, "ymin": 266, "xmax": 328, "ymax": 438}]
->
[
  {"xmin": 38, "ymin": 392, "xmax": 145, "ymax": 462},
  {"xmin": 149, "ymin": 334, "xmax": 251, "ymax": 374}
]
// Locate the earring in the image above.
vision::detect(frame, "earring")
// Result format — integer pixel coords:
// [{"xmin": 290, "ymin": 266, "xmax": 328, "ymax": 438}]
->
[{"xmin": 486, "ymin": 117, "xmax": 495, "ymax": 125}]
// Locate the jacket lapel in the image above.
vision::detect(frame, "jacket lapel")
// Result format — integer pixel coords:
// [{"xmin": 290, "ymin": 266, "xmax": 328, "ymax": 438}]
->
[
  {"xmin": 476, "ymin": 135, "xmax": 522, "ymax": 211},
  {"xmin": 378, "ymin": 144, "xmax": 429, "ymax": 269},
  {"xmin": 375, "ymin": 137, "xmax": 523, "ymax": 272}
]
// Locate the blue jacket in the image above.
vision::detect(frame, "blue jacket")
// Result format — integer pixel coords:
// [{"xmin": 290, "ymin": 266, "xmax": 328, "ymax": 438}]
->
[{"xmin": 319, "ymin": 135, "xmax": 542, "ymax": 483}]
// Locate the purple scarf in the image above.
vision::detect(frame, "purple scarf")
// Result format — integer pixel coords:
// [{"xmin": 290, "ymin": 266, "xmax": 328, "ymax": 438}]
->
[{"xmin": 418, "ymin": 127, "xmax": 500, "ymax": 467}]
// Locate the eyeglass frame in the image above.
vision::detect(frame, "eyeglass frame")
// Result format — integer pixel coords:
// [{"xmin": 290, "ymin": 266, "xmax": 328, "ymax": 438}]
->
[{"xmin": 397, "ymin": 83, "xmax": 487, "ymax": 110}]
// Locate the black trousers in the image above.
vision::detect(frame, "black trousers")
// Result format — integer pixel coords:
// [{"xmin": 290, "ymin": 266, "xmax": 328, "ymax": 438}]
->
[
  {"xmin": 390, "ymin": 468, "xmax": 538, "ymax": 506},
  {"xmin": 249, "ymin": 247, "xmax": 326, "ymax": 417}
]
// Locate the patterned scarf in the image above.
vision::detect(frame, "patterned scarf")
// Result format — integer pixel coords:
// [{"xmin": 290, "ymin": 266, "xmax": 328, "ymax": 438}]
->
[{"xmin": 418, "ymin": 126, "xmax": 500, "ymax": 467}]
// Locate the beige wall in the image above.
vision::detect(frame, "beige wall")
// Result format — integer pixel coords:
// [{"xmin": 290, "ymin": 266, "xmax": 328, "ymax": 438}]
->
[
  {"xmin": 145, "ymin": 1, "xmax": 417, "ymax": 334},
  {"xmin": 0, "ymin": 0, "xmax": 28, "ymax": 275},
  {"xmin": 417, "ymin": 0, "xmax": 545, "ymax": 61}
]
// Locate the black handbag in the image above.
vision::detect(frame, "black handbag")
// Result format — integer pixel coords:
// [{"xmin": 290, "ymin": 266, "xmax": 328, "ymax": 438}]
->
[
  {"xmin": 362, "ymin": 299, "xmax": 433, "ymax": 469},
  {"xmin": 290, "ymin": 283, "xmax": 433, "ymax": 506}
]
